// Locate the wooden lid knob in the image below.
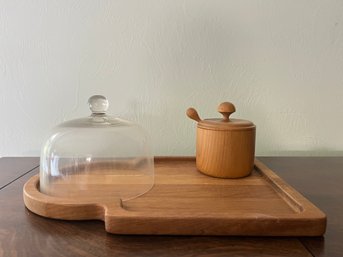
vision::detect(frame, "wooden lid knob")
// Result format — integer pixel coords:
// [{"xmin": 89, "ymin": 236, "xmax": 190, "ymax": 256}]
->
[{"xmin": 218, "ymin": 102, "xmax": 235, "ymax": 122}]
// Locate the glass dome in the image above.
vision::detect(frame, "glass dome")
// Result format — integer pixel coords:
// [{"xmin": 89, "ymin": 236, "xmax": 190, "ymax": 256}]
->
[{"xmin": 40, "ymin": 95, "xmax": 154, "ymax": 201}]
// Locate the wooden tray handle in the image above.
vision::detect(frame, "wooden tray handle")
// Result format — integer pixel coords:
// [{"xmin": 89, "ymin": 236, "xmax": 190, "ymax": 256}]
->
[{"xmin": 23, "ymin": 175, "xmax": 126, "ymax": 224}]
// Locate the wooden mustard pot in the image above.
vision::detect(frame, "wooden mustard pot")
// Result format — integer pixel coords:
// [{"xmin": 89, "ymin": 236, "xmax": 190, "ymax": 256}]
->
[{"xmin": 187, "ymin": 102, "xmax": 256, "ymax": 178}]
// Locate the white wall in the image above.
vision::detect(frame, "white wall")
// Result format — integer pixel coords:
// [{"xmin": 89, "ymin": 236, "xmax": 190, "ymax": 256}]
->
[{"xmin": 1, "ymin": 0, "xmax": 343, "ymax": 157}]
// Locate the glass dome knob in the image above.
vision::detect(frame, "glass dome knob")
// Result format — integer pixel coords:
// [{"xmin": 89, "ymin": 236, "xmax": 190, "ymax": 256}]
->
[{"xmin": 88, "ymin": 95, "xmax": 109, "ymax": 114}]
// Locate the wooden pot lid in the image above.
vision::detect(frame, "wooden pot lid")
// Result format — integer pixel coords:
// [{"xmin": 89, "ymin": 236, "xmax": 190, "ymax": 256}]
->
[{"xmin": 187, "ymin": 102, "xmax": 255, "ymax": 131}]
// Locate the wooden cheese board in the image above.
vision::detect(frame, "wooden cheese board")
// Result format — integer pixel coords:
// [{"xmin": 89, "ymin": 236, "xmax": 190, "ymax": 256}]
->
[{"xmin": 23, "ymin": 157, "xmax": 326, "ymax": 236}]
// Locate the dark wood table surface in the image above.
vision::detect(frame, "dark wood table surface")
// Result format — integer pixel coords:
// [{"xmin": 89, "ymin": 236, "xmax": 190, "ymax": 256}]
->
[{"xmin": 0, "ymin": 157, "xmax": 342, "ymax": 257}]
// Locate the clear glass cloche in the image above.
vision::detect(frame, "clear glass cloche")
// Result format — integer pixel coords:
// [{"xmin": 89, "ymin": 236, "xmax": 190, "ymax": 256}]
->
[{"xmin": 40, "ymin": 95, "xmax": 154, "ymax": 201}]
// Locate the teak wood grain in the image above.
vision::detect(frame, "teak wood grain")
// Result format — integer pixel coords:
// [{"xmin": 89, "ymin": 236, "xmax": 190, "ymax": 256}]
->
[
  {"xmin": 1, "ymin": 166, "xmax": 313, "ymax": 257},
  {"xmin": 23, "ymin": 157, "xmax": 326, "ymax": 236},
  {"xmin": 2, "ymin": 157, "xmax": 343, "ymax": 256},
  {"xmin": 196, "ymin": 128, "xmax": 255, "ymax": 178},
  {"xmin": 187, "ymin": 102, "xmax": 256, "ymax": 178},
  {"xmin": 259, "ymin": 157, "xmax": 343, "ymax": 257}
]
